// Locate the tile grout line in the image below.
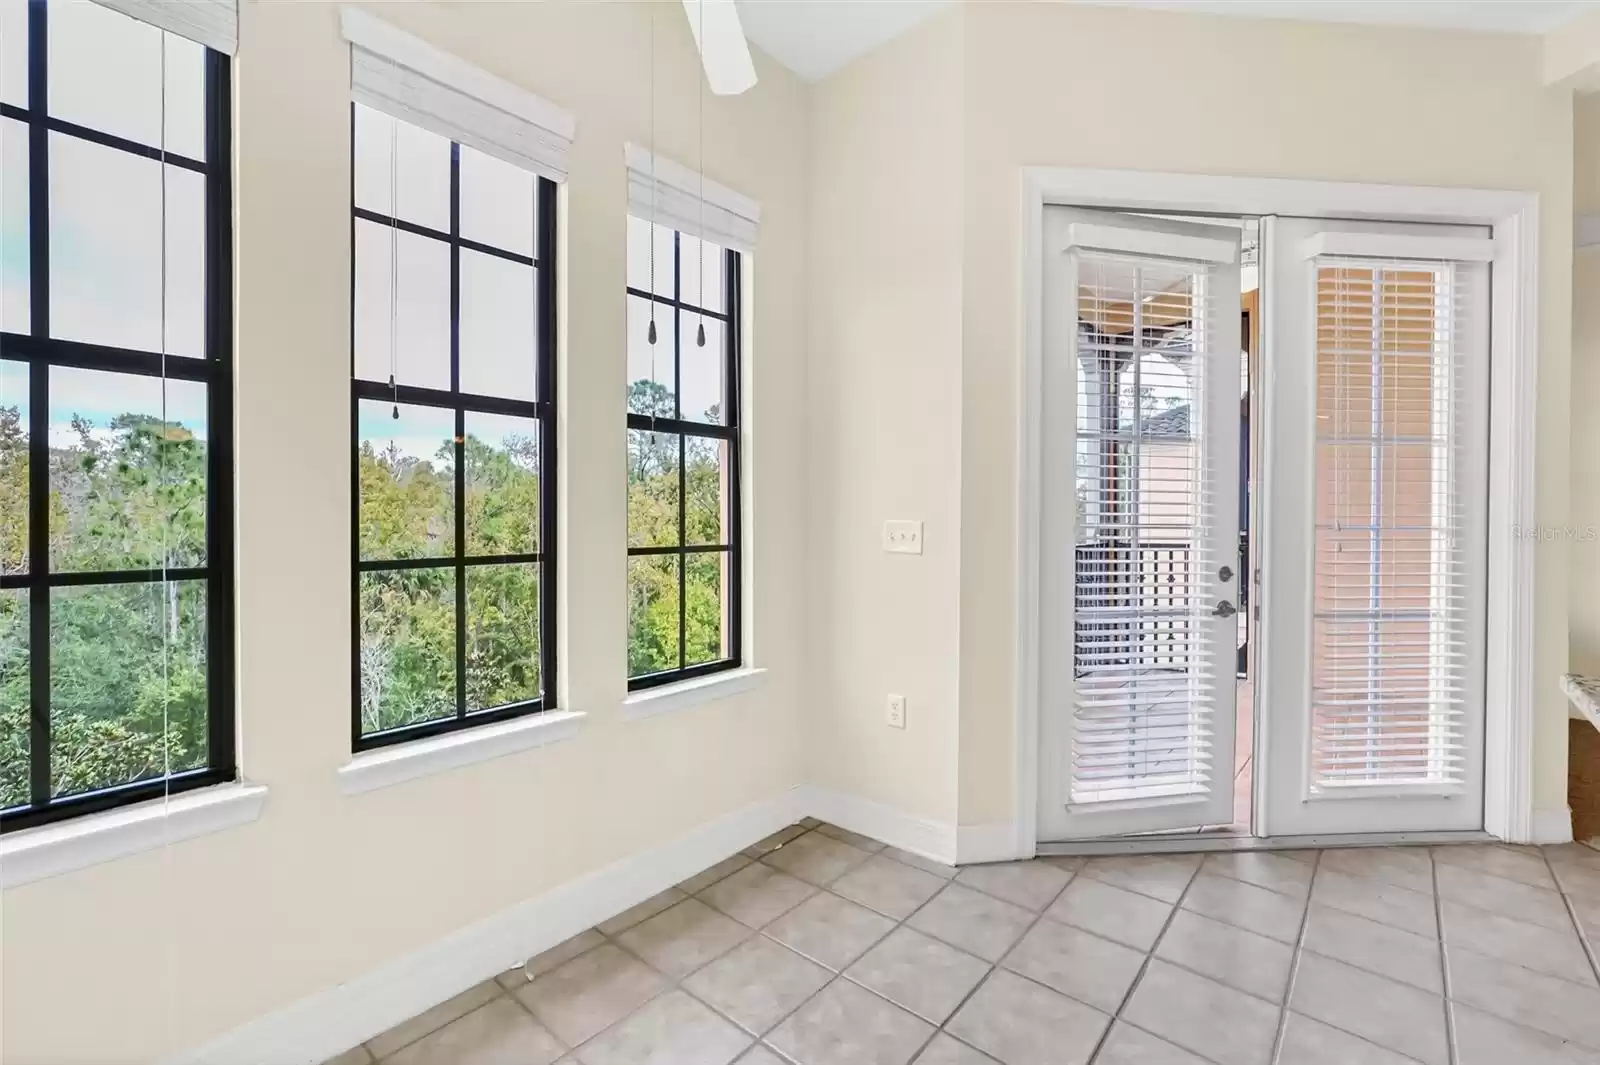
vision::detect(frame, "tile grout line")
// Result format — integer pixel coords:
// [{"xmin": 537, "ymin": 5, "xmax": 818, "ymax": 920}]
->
[
  {"xmin": 1267, "ymin": 848, "xmax": 1321, "ymax": 1065},
  {"xmin": 908, "ymin": 862, "xmax": 1084, "ymax": 1065},
  {"xmin": 1541, "ymin": 845, "xmax": 1600, "ymax": 990},
  {"xmin": 1080, "ymin": 855, "xmax": 1207, "ymax": 1063},
  {"xmin": 1429, "ymin": 847, "xmax": 1459, "ymax": 1065}
]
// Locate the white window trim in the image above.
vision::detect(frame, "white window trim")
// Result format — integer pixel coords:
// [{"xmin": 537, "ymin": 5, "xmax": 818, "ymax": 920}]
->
[
  {"xmin": 340, "ymin": 6, "xmax": 576, "ymax": 183},
  {"xmin": 0, "ymin": 783, "xmax": 267, "ymax": 889},
  {"xmin": 1014, "ymin": 167, "xmax": 1541, "ymax": 857},
  {"xmin": 625, "ymin": 143, "xmax": 760, "ymax": 253},
  {"xmin": 338, "ymin": 710, "xmax": 585, "ymax": 796},
  {"xmin": 621, "ymin": 667, "xmax": 768, "ymax": 723},
  {"xmin": 91, "ymin": 0, "xmax": 237, "ymax": 55}
]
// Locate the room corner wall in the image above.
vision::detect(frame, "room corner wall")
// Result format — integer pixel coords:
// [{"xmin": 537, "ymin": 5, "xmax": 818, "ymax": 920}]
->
[
  {"xmin": 1572, "ymin": 93, "xmax": 1600, "ymax": 675},
  {"xmin": 805, "ymin": 8, "xmax": 964, "ymax": 831}
]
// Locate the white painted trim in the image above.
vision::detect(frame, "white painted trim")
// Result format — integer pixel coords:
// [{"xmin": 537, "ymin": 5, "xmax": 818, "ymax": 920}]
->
[
  {"xmin": 1017, "ymin": 167, "xmax": 1541, "ymax": 849},
  {"xmin": 1299, "ymin": 231, "xmax": 1496, "ymax": 263},
  {"xmin": 956, "ymin": 823, "xmax": 1028, "ymax": 865},
  {"xmin": 1531, "ymin": 806, "xmax": 1574, "ymax": 845},
  {"xmin": 1064, "ymin": 222, "xmax": 1236, "ymax": 264},
  {"xmin": 337, "ymin": 711, "xmax": 585, "ymax": 796},
  {"xmin": 170, "ymin": 785, "xmax": 807, "ymax": 1065},
  {"xmin": 0, "ymin": 784, "xmax": 267, "ymax": 889},
  {"xmin": 1579, "ymin": 214, "xmax": 1600, "ymax": 249},
  {"xmin": 620, "ymin": 668, "xmax": 768, "ymax": 722},
  {"xmin": 800, "ymin": 785, "xmax": 957, "ymax": 866},
  {"xmin": 1037, "ymin": 829, "xmax": 1495, "ymax": 857}
]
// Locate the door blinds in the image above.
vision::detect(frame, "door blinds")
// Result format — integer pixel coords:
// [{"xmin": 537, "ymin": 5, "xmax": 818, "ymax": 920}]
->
[
  {"xmin": 1308, "ymin": 254, "xmax": 1485, "ymax": 792},
  {"xmin": 1072, "ymin": 252, "xmax": 1222, "ymax": 804}
]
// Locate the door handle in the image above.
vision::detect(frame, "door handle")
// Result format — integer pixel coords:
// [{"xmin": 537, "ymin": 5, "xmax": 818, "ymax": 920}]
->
[{"xmin": 1212, "ymin": 600, "xmax": 1238, "ymax": 618}]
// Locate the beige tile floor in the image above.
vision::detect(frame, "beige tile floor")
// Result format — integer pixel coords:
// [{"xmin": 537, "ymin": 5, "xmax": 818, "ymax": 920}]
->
[{"xmin": 325, "ymin": 825, "xmax": 1600, "ymax": 1065}]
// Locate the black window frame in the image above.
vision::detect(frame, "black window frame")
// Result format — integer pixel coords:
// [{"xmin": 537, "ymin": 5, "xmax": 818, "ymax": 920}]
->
[
  {"xmin": 0, "ymin": 0, "xmax": 236, "ymax": 832},
  {"xmin": 349, "ymin": 105, "xmax": 559, "ymax": 752},
  {"xmin": 626, "ymin": 229, "xmax": 744, "ymax": 691}
]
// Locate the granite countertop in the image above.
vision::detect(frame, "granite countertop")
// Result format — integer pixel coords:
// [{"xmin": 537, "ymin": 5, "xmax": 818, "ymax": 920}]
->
[{"xmin": 1563, "ymin": 674, "xmax": 1600, "ymax": 727}]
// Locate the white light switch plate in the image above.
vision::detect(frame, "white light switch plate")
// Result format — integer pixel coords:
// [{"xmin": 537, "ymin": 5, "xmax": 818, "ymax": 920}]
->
[{"xmin": 883, "ymin": 520, "xmax": 923, "ymax": 554}]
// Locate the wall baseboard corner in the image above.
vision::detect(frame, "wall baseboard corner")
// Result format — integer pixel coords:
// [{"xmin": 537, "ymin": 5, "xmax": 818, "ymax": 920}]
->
[
  {"xmin": 956, "ymin": 822, "xmax": 1028, "ymax": 865},
  {"xmin": 169, "ymin": 785, "xmax": 807, "ymax": 1065},
  {"xmin": 799, "ymin": 785, "xmax": 958, "ymax": 866}
]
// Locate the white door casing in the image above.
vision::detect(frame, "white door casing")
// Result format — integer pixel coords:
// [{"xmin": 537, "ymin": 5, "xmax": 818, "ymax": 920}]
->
[
  {"xmin": 1256, "ymin": 216, "xmax": 1491, "ymax": 836},
  {"xmin": 1038, "ymin": 207, "xmax": 1242, "ymax": 841}
]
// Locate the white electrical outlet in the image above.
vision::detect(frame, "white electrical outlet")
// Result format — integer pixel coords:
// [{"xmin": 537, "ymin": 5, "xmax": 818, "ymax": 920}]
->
[
  {"xmin": 883, "ymin": 520, "xmax": 923, "ymax": 554},
  {"xmin": 886, "ymin": 694, "xmax": 907, "ymax": 729}
]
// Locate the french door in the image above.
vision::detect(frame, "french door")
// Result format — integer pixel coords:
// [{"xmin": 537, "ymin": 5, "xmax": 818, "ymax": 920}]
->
[
  {"xmin": 1255, "ymin": 217, "xmax": 1491, "ymax": 836},
  {"xmin": 1038, "ymin": 207, "xmax": 1242, "ymax": 840}
]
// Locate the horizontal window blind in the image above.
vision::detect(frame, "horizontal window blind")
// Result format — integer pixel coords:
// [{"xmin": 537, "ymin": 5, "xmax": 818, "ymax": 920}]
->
[
  {"xmin": 626, "ymin": 144, "xmax": 759, "ymax": 254},
  {"xmin": 1310, "ymin": 258, "xmax": 1479, "ymax": 791},
  {"xmin": 91, "ymin": 0, "xmax": 237, "ymax": 55},
  {"xmin": 1072, "ymin": 253, "xmax": 1220, "ymax": 804},
  {"xmin": 341, "ymin": 7, "xmax": 575, "ymax": 183}
]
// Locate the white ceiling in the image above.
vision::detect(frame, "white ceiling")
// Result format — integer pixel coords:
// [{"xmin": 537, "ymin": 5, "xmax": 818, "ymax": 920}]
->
[{"xmin": 736, "ymin": 0, "xmax": 1591, "ymax": 83}]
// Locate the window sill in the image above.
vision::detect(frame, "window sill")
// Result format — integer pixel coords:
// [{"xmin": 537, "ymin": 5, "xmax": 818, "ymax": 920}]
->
[
  {"xmin": 0, "ymin": 783, "xmax": 268, "ymax": 890},
  {"xmin": 338, "ymin": 710, "xmax": 586, "ymax": 796},
  {"xmin": 621, "ymin": 667, "xmax": 768, "ymax": 722}
]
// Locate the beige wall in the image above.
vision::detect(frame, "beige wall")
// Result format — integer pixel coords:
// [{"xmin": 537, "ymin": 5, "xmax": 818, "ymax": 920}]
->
[
  {"xmin": 0, "ymin": 2, "xmax": 810, "ymax": 1060},
  {"xmin": 1573, "ymin": 94, "xmax": 1600, "ymax": 675},
  {"xmin": 805, "ymin": 9, "xmax": 964, "ymax": 825}
]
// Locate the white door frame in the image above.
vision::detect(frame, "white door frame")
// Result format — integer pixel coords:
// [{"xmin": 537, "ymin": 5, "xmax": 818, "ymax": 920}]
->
[{"xmin": 1014, "ymin": 167, "xmax": 1540, "ymax": 857}]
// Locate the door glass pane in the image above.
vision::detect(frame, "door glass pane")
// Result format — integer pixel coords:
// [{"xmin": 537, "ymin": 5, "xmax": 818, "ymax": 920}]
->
[
  {"xmin": 460, "ymin": 146, "xmax": 534, "ymax": 257},
  {"xmin": 459, "ymin": 250, "xmax": 535, "ymax": 401},
  {"xmin": 49, "ymin": 367, "xmax": 208, "ymax": 572},
  {"xmin": 628, "ymin": 554, "xmax": 679, "ymax": 678},
  {"xmin": 464, "ymin": 411, "xmax": 538, "ymax": 557},
  {"xmin": 1, "ymin": 360, "xmax": 25, "ymax": 575},
  {"xmin": 357, "ymin": 400, "xmax": 455, "ymax": 562},
  {"xmin": 47, "ymin": 0, "xmax": 204, "ymax": 159},
  {"xmin": 679, "ymin": 313, "xmax": 724, "ymax": 425},
  {"xmin": 0, "ymin": 587, "xmax": 26, "ymax": 810},
  {"xmin": 352, "ymin": 104, "xmax": 450, "ymax": 232},
  {"xmin": 684, "ymin": 435, "xmax": 727, "ymax": 546},
  {"xmin": 353, "ymin": 218, "xmax": 450, "ymax": 390},
  {"xmin": 50, "ymin": 579, "xmax": 207, "ymax": 797},
  {"xmin": 358, "ymin": 568, "xmax": 456, "ymax": 736},
  {"xmin": 49, "ymin": 135, "xmax": 204, "ymax": 356},
  {"xmin": 2, "ymin": 117, "xmax": 27, "ymax": 335},
  {"xmin": 466, "ymin": 563, "xmax": 539, "ymax": 712},
  {"xmin": 627, "ymin": 429, "xmax": 679, "ymax": 548},
  {"xmin": 684, "ymin": 552, "xmax": 725, "ymax": 667},
  {"xmin": 626, "ymin": 295, "xmax": 675, "ymax": 418}
]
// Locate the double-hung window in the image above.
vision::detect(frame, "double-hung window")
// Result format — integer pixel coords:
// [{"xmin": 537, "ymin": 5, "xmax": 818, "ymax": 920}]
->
[
  {"xmin": 343, "ymin": 10, "xmax": 572, "ymax": 749},
  {"xmin": 624, "ymin": 146, "xmax": 756, "ymax": 689},
  {"xmin": 0, "ymin": 0, "xmax": 236, "ymax": 830}
]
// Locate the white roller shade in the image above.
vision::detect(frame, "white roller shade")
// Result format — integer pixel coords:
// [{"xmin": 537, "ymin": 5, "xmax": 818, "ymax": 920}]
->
[
  {"xmin": 341, "ymin": 7, "xmax": 575, "ymax": 183},
  {"xmin": 1308, "ymin": 252, "xmax": 1487, "ymax": 793},
  {"xmin": 91, "ymin": 0, "xmax": 236, "ymax": 54},
  {"xmin": 626, "ymin": 143, "xmax": 759, "ymax": 254}
]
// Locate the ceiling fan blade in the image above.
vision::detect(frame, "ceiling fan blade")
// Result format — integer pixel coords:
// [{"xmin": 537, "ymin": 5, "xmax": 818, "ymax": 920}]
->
[{"xmin": 683, "ymin": 0, "xmax": 758, "ymax": 96}]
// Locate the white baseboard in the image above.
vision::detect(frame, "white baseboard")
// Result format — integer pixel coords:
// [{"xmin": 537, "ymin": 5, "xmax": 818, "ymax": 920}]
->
[
  {"xmin": 956, "ymin": 822, "xmax": 1028, "ymax": 865},
  {"xmin": 171, "ymin": 785, "xmax": 807, "ymax": 1065},
  {"xmin": 1530, "ymin": 805, "xmax": 1574, "ymax": 845},
  {"xmin": 799, "ymin": 785, "xmax": 957, "ymax": 866}
]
